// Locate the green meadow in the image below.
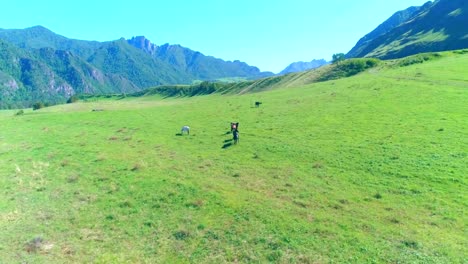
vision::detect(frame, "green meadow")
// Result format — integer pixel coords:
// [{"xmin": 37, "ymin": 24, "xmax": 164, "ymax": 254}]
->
[{"xmin": 0, "ymin": 52, "xmax": 467, "ymax": 263}]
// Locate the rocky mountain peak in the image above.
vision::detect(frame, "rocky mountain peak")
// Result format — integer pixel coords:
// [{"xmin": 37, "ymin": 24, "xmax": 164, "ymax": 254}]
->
[
  {"xmin": 280, "ymin": 59, "xmax": 328, "ymax": 75},
  {"xmin": 127, "ymin": 36, "xmax": 157, "ymax": 55}
]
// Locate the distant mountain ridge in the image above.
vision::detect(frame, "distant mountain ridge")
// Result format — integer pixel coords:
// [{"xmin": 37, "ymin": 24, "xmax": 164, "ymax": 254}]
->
[
  {"xmin": 347, "ymin": 0, "xmax": 468, "ymax": 59},
  {"xmin": 279, "ymin": 59, "xmax": 328, "ymax": 74},
  {"xmin": 127, "ymin": 36, "xmax": 272, "ymax": 80},
  {"xmin": 0, "ymin": 26, "xmax": 102, "ymax": 58},
  {"xmin": 0, "ymin": 26, "xmax": 273, "ymax": 108}
]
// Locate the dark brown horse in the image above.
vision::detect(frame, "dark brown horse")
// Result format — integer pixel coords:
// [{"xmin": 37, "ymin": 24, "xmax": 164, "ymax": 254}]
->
[
  {"xmin": 233, "ymin": 129, "xmax": 239, "ymax": 144},
  {"xmin": 230, "ymin": 122, "xmax": 239, "ymax": 132}
]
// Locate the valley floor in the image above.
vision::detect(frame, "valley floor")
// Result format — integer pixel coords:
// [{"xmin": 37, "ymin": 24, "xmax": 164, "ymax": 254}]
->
[{"xmin": 0, "ymin": 52, "xmax": 467, "ymax": 263}]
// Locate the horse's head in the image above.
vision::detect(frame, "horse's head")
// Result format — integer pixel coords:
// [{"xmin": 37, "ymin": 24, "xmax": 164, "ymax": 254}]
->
[{"xmin": 231, "ymin": 122, "xmax": 238, "ymax": 131}]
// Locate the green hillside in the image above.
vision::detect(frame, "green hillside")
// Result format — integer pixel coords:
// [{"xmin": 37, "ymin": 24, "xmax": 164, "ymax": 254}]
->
[
  {"xmin": 152, "ymin": 43, "xmax": 273, "ymax": 80},
  {"xmin": 129, "ymin": 57, "xmax": 382, "ymax": 97},
  {"xmin": 0, "ymin": 51, "xmax": 466, "ymax": 263},
  {"xmin": 0, "ymin": 39, "xmax": 142, "ymax": 109},
  {"xmin": 0, "ymin": 26, "xmax": 101, "ymax": 59},
  {"xmin": 347, "ymin": 0, "xmax": 468, "ymax": 59},
  {"xmin": 0, "ymin": 39, "xmax": 71, "ymax": 109},
  {"xmin": 346, "ymin": 2, "xmax": 433, "ymax": 58},
  {"xmin": 87, "ymin": 39, "xmax": 194, "ymax": 87}
]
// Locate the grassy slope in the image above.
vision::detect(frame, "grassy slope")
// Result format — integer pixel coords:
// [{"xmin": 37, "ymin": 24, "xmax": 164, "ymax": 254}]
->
[
  {"xmin": 359, "ymin": 0, "xmax": 468, "ymax": 60},
  {"xmin": 135, "ymin": 59, "xmax": 374, "ymax": 97},
  {"xmin": 0, "ymin": 52, "xmax": 467, "ymax": 263}
]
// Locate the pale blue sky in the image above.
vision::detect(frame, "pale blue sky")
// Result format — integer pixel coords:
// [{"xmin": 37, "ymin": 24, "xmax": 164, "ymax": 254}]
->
[{"xmin": 1, "ymin": 0, "xmax": 430, "ymax": 73}]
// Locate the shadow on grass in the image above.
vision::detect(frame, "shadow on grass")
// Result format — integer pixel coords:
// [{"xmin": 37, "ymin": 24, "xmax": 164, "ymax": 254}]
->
[
  {"xmin": 175, "ymin": 133, "xmax": 183, "ymax": 136},
  {"xmin": 222, "ymin": 130, "xmax": 236, "ymax": 148},
  {"xmin": 222, "ymin": 137, "xmax": 234, "ymax": 148},
  {"xmin": 222, "ymin": 142, "xmax": 233, "ymax": 149}
]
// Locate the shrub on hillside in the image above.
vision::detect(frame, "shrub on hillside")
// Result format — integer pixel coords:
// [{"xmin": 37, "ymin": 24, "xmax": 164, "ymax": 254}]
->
[
  {"xmin": 67, "ymin": 95, "xmax": 79, "ymax": 104},
  {"xmin": 453, "ymin": 49, "xmax": 468, "ymax": 55},
  {"xmin": 332, "ymin": 53, "xmax": 346, "ymax": 64},
  {"xmin": 15, "ymin": 109, "xmax": 24, "ymax": 116},
  {"xmin": 398, "ymin": 53, "xmax": 442, "ymax": 67},
  {"xmin": 32, "ymin": 102, "xmax": 45, "ymax": 110},
  {"xmin": 318, "ymin": 58, "xmax": 380, "ymax": 81},
  {"xmin": 134, "ymin": 82, "xmax": 221, "ymax": 98}
]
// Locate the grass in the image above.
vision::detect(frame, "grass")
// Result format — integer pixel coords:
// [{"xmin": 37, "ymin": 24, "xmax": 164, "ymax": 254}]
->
[{"xmin": 0, "ymin": 51, "xmax": 467, "ymax": 263}]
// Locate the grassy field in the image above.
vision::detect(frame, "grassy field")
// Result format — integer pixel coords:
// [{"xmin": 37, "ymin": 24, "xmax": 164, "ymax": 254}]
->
[{"xmin": 0, "ymin": 52, "xmax": 467, "ymax": 263}]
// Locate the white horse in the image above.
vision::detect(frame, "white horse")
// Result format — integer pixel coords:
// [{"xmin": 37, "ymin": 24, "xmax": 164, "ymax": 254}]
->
[{"xmin": 181, "ymin": 126, "xmax": 190, "ymax": 135}]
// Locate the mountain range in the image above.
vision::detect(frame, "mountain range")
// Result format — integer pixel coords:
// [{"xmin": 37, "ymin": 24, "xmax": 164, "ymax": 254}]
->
[
  {"xmin": 0, "ymin": 26, "xmax": 273, "ymax": 108},
  {"xmin": 347, "ymin": 0, "xmax": 468, "ymax": 59}
]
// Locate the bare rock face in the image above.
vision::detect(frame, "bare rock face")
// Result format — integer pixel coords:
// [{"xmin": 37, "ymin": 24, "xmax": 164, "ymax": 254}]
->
[
  {"xmin": 127, "ymin": 36, "xmax": 157, "ymax": 55},
  {"xmin": 4, "ymin": 79, "xmax": 19, "ymax": 90},
  {"xmin": 55, "ymin": 83, "xmax": 74, "ymax": 97},
  {"xmin": 280, "ymin": 59, "xmax": 328, "ymax": 75},
  {"xmin": 0, "ymin": 75, "xmax": 20, "ymax": 98}
]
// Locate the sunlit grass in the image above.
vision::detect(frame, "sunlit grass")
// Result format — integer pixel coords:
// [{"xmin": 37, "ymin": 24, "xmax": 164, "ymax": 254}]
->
[{"xmin": 0, "ymin": 51, "xmax": 467, "ymax": 263}]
